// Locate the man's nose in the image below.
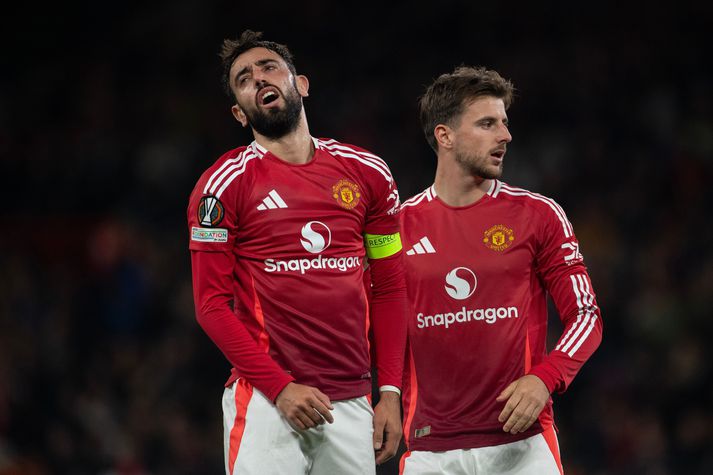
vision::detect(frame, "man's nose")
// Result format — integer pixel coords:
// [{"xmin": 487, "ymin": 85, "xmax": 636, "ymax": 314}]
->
[
  {"xmin": 252, "ymin": 71, "xmax": 268, "ymax": 87},
  {"xmin": 499, "ymin": 124, "xmax": 512, "ymax": 143}
]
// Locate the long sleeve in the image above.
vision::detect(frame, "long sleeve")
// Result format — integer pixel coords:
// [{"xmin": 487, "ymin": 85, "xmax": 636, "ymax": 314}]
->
[
  {"xmin": 191, "ymin": 250, "xmax": 294, "ymax": 401},
  {"xmin": 528, "ymin": 205, "xmax": 603, "ymax": 394},
  {"xmin": 368, "ymin": 250, "xmax": 408, "ymax": 390}
]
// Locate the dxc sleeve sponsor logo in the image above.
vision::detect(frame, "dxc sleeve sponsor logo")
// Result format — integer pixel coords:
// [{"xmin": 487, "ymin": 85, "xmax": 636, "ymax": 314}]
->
[{"xmin": 561, "ymin": 241, "xmax": 583, "ymax": 265}]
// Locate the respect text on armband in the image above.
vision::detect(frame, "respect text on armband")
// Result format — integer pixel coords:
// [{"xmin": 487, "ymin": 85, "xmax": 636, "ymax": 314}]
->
[
  {"xmin": 364, "ymin": 232, "xmax": 402, "ymax": 259},
  {"xmin": 366, "ymin": 234, "xmax": 398, "ymax": 247}
]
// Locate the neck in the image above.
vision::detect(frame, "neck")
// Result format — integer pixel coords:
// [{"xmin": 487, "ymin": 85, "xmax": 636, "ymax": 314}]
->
[
  {"xmin": 253, "ymin": 113, "xmax": 314, "ymax": 164},
  {"xmin": 433, "ymin": 153, "xmax": 493, "ymax": 207}
]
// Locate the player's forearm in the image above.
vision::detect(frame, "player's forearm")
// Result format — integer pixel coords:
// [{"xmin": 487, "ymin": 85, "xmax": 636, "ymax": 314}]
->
[
  {"xmin": 529, "ymin": 331, "xmax": 601, "ymax": 394},
  {"xmin": 191, "ymin": 250, "xmax": 294, "ymax": 400},
  {"xmin": 534, "ymin": 270, "xmax": 603, "ymax": 393},
  {"xmin": 196, "ymin": 302, "xmax": 295, "ymax": 400},
  {"xmin": 369, "ymin": 252, "xmax": 408, "ymax": 388},
  {"xmin": 370, "ymin": 298, "xmax": 408, "ymax": 387}
]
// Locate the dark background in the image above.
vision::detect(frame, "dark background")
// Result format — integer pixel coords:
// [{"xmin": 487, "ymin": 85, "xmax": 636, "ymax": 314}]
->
[{"xmin": 2, "ymin": 1, "xmax": 712, "ymax": 474}]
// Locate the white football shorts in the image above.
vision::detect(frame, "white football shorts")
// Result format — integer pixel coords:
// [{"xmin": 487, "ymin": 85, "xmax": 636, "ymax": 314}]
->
[
  {"xmin": 400, "ymin": 425, "xmax": 563, "ymax": 475},
  {"xmin": 223, "ymin": 378, "xmax": 376, "ymax": 475}
]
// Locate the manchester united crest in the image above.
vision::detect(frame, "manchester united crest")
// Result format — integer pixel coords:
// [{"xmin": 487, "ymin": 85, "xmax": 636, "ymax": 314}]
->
[
  {"xmin": 332, "ymin": 179, "xmax": 361, "ymax": 209},
  {"xmin": 483, "ymin": 224, "xmax": 515, "ymax": 251}
]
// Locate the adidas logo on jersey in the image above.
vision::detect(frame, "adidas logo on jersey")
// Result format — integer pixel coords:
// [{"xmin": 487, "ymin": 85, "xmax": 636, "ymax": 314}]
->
[
  {"xmin": 257, "ymin": 189, "xmax": 288, "ymax": 210},
  {"xmin": 406, "ymin": 236, "xmax": 436, "ymax": 255}
]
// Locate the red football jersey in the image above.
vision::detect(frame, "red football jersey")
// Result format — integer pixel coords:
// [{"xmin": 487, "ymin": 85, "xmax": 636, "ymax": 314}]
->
[
  {"xmin": 188, "ymin": 138, "xmax": 402, "ymax": 401},
  {"xmin": 400, "ymin": 180, "xmax": 602, "ymax": 451}
]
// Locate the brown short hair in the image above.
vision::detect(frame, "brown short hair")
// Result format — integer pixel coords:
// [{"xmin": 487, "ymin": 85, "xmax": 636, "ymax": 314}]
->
[
  {"xmin": 219, "ymin": 30, "xmax": 297, "ymax": 100},
  {"xmin": 419, "ymin": 66, "xmax": 515, "ymax": 152}
]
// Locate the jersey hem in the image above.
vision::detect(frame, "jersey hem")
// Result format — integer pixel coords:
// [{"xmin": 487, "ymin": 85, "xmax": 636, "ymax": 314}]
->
[
  {"xmin": 406, "ymin": 425, "xmax": 543, "ymax": 452},
  {"xmin": 320, "ymin": 380, "xmax": 373, "ymax": 401},
  {"xmin": 225, "ymin": 371, "xmax": 372, "ymax": 402}
]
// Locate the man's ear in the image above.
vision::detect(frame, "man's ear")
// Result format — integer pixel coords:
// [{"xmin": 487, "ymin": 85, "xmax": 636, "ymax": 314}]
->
[
  {"xmin": 295, "ymin": 74, "xmax": 309, "ymax": 98},
  {"xmin": 434, "ymin": 124, "xmax": 454, "ymax": 149},
  {"xmin": 231, "ymin": 104, "xmax": 248, "ymax": 127}
]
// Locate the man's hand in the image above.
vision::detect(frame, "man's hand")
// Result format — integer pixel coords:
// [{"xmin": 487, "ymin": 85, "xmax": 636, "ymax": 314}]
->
[
  {"xmin": 373, "ymin": 391, "xmax": 402, "ymax": 464},
  {"xmin": 275, "ymin": 382, "xmax": 334, "ymax": 430},
  {"xmin": 496, "ymin": 374, "xmax": 550, "ymax": 434}
]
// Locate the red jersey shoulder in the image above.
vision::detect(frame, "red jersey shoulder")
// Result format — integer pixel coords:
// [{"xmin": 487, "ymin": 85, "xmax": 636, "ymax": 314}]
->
[
  {"xmin": 399, "ymin": 186, "xmax": 437, "ymax": 220},
  {"xmin": 493, "ymin": 181, "xmax": 574, "ymax": 239},
  {"xmin": 316, "ymin": 138, "xmax": 395, "ymax": 185},
  {"xmin": 188, "ymin": 145, "xmax": 258, "ymax": 229},
  {"xmin": 190, "ymin": 144, "xmax": 268, "ymax": 209},
  {"xmin": 318, "ymin": 138, "xmax": 375, "ymax": 157},
  {"xmin": 193, "ymin": 146, "xmax": 248, "ymax": 194}
]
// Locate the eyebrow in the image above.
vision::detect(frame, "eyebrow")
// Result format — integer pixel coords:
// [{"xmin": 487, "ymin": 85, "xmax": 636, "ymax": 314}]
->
[
  {"xmin": 477, "ymin": 116, "xmax": 508, "ymax": 124},
  {"xmin": 234, "ymin": 59, "xmax": 280, "ymax": 84}
]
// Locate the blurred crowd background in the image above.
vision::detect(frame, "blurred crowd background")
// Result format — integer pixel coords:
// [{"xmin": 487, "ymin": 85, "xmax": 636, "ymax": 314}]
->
[{"xmin": 2, "ymin": 1, "xmax": 712, "ymax": 474}]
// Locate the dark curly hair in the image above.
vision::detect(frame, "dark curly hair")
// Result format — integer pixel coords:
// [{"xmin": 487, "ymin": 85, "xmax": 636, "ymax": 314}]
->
[{"xmin": 219, "ymin": 30, "xmax": 297, "ymax": 100}]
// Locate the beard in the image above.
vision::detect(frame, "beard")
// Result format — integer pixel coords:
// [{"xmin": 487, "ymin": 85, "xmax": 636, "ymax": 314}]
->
[
  {"xmin": 240, "ymin": 83, "xmax": 303, "ymax": 139},
  {"xmin": 454, "ymin": 149, "xmax": 503, "ymax": 179}
]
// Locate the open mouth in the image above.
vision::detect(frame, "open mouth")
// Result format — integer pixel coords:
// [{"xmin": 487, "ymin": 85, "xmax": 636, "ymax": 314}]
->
[
  {"xmin": 257, "ymin": 87, "xmax": 280, "ymax": 106},
  {"xmin": 491, "ymin": 149, "xmax": 506, "ymax": 159}
]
